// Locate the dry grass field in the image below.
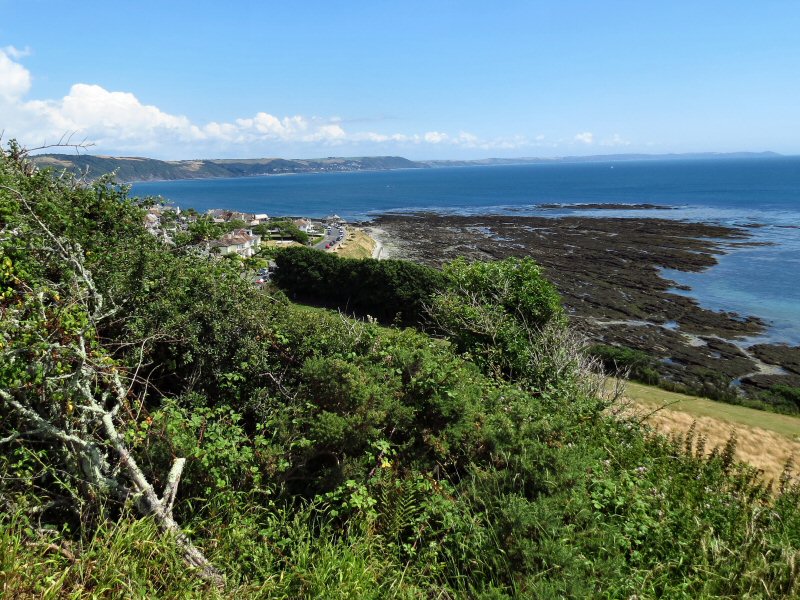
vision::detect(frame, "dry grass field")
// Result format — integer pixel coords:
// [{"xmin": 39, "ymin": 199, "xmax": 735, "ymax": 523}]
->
[
  {"xmin": 334, "ymin": 229, "xmax": 377, "ymax": 259},
  {"xmin": 261, "ymin": 240, "xmax": 303, "ymax": 248},
  {"xmin": 614, "ymin": 380, "xmax": 800, "ymax": 484}
]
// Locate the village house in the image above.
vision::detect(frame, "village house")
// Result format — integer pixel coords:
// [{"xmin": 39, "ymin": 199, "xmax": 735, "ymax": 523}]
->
[
  {"xmin": 143, "ymin": 204, "xmax": 181, "ymax": 238},
  {"xmin": 209, "ymin": 228, "xmax": 262, "ymax": 257},
  {"xmin": 143, "ymin": 210, "xmax": 160, "ymax": 232},
  {"xmin": 293, "ymin": 218, "xmax": 313, "ymax": 233},
  {"xmin": 207, "ymin": 209, "xmax": 251, "ymax": 224}
]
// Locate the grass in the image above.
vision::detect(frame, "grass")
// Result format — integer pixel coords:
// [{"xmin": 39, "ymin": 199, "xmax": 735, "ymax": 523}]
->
[
  {"xmin": 616, "ymin": 379, "xmax": 800, "ymax": 483},
  {"xmin": 260, "ymin": 240, "xmax": 303, "ymax": 249},
  {"xmin": 621, "ymin": 380, "xmax": 800, "ymax": 439},
  {"xmin": 334, "ymin": 229, "xmax": 376, "ymax": 259},
  {"xmin": 287, "ymin": 302, "xmax": 332, "ymax": 317},
  {"xmin": 0, "ymin": 512, "xmax": 225, "ymax": 599},
  {"xmin": 0, "ymin": 503, "xmax": 425, "ymax": 599}
]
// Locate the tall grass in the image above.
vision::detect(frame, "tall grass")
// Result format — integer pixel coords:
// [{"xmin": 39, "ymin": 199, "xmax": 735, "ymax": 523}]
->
[{"xmin": 0, "ymin": 509, "xmax": 220, "ymax": 599}]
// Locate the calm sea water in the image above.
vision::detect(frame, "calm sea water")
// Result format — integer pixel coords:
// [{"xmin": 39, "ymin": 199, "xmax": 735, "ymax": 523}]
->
[{"xmin": 132, "ymin": 157, "xmax": 800, "ymax": 345}]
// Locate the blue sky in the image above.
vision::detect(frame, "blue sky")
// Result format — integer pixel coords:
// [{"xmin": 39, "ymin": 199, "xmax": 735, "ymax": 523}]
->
[{"xmin": 1, "ymin": 1, "xmax": 798, "ymax": 159}]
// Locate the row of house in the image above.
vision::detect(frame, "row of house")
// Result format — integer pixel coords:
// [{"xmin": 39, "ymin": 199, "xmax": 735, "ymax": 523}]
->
[
  {"xmin": 206, "ymin": 211, "xmax": 286, "ymax": 258},
  {"xmin": 210, "ymin": 221, "xmax": 326, "ymax": 258},
  {"xmin": 205, "ymin": 213, "xmax": 319, "ymax": 257},
  {"xmin": 207, "ymin": 210, "xmax": 269, "ymax": 226},
  {"xmin": 144, "ymin": 204, "xmax": 180, "ymax": 238},
  {"xmin": 144, "ymin": 205, "xmax": 347, "ymax": 259}
]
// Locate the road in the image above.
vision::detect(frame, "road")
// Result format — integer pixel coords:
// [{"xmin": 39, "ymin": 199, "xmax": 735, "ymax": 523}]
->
[{"xmin": 313, "ymin": 224, "xmax": 346, "ymax": 251}]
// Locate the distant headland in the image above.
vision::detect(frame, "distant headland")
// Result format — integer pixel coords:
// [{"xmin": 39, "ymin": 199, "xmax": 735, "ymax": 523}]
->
[
  {"xmin": 30, "ymin": 155, "xmax": 425, "ymax": 183},
  {"xmin": 31, "ymin": 151, "xmax": 783, "ymax": 183}
]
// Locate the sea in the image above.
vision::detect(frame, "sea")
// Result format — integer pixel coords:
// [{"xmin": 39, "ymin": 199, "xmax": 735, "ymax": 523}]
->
[{"xmin": 132, "ymin": 157, "xmax": 800, "ymax": 346}]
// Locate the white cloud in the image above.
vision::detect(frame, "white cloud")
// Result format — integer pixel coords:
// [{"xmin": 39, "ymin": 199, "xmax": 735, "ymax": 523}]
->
[
  {"xmin": 2, "ymin": 45, "xmax": 31, "ymax": 59},
  {"xmin": 201, "ymin": 121, "xmax": 240, "ymax": 141},
  {"xmin": 455, "ymin": 131, "xmax": 478, "ymax": 145},
  {"xmin": 0, "ymin": 47, "xmax": 32, "ymax": 101},
  {"xmin": 303, "ymin": 123, "xmax": 346, "ymax": 143},
  {"xmin": 424, "ymin": 131, "xmax": 449, "ymax": 143},
  {"xmin": 353, "ymin": 131, "xmax": 389, "ymax": 142},
  {"xmin": 600, "ymin": 133, "xmax": 631, "ymax": 147},
  {"xmin": 62, "ymin": 84, "xmax": 198, "ymax": 135},
  {"xmin": 352, "ymin": 132, "xmax": 421, "ymax": 144},
  {"xmin": 15, "ymin": 83, "xmax": 204, "ymax": 153},
  {"xmin": 239, "ymin": 112, "xmax": 308, "ymax": 138},
  {"xmin": 0, "ymin": 46, "xmax": 603, "ymax": 157}
]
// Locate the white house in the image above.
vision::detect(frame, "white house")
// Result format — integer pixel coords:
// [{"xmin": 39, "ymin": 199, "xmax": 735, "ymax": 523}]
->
[
  {"xmin": 209, "ymin": 229, "xmax": 262, "ymax": 257},
  {"xmin": 293, "ymin": 219, "xmax": 313, "ymax": 233}
]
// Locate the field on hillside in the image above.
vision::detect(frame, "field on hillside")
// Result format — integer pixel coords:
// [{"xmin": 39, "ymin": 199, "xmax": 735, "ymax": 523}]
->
[
  {"xmin": 334, "ymin": 229, "xmax": 376, "ymax": 259},
  {"xmin": 617, "ymin": 380, "xmax": 800, "ymax": 483}
]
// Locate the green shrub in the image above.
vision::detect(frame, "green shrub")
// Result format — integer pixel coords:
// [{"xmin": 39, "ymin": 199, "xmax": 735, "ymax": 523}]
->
[
  {"xmin": 273, "ymin": 245, "xmax": 446, "ymax": 324},
  {"xmin": 428, "ymin": 257, "xmax": 567, "ymax": 388},
  {"xmin": 588, "ymin": 343, "xmax": 660, "ymax": 385},
  {"xmin": 254, "ymin": 220, "xmax": 309, "ymax": 244},
  {"xmin": 756, "ymin": 384, "xmax": 800, "ymax": 414}
]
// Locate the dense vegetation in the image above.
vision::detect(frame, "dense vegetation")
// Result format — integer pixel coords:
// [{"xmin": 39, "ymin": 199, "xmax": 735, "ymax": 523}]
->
[
  {"xmin": 273, "ymin": 245, "xmax": 446, "ymax": 324},
  {"xmin": 589, "ymin": 342, "xmax": 800, "ymax": 415},
  {"xmin": 588, "ymin": 344, "xmax": 663, "ymax": 386},
  {"xmin": 2, "ymin": 143, "xmax": 800, "ymax": 598},
  {"xmin": 31, "ymin": 154, "xmax": 426, "ymax": 183},
  {"xmin": 253, "ymin": 220, "xmax": 309, "ymax": 244},
  {"xmin": 758, "ymin": 384, "xmax": 800, "ymax": 415}
]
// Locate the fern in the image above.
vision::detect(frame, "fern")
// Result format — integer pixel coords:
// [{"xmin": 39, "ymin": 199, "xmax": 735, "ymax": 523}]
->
[{"xmin": 375, "ymin": 476, "xmax": 426, "ymax": 553}]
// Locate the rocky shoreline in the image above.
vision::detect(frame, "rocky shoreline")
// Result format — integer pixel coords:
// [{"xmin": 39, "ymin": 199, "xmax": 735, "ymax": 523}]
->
[{"xmin": 366, "ymin": 213, "xmax": 800, "ymax": 394}]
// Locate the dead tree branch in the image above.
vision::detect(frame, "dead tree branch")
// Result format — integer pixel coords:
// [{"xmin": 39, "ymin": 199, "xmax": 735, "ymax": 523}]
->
[{"xmin": 1, "ymin": 181, "xmax": 224, "ymax": 587}]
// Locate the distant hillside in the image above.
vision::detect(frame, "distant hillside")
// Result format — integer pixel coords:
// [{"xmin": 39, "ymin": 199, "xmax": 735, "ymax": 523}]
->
[
  {"xmin": 423, "ymin": 151, "xmax": 783, "ymax": 168},
  {"xmin": 31, "ymin": 151, "xmax": 785, "ymax": 182},
  {"xmin": 31, "ymin": 154, "xmax": 427, "ymax": 182}
]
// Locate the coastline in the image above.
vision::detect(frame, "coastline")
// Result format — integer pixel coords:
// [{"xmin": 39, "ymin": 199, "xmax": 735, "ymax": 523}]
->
[
  {"xmin": 362, "ymin": 226, "xmax": 399, "ymax": 261},
  {"xmin": 371, "ymin": 234, "xmax": 383, "ymax": 259},
  {"xmin": 367, "ymin": 212, "xmax": 800, "ymax": 394}
]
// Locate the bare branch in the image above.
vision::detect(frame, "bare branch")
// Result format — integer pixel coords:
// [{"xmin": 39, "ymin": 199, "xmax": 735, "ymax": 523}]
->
[
  {"xmin": 0, "ymin": 390, "xmax": 90, "ymax": 451},
  {"xmin": 12, "ymin": 135, "xmax": 95, "ymax": 157},
  {"xmin": 162, "ymin": 458, "xmax": 186, "ymax": 518},
  {"xmin": 0, "ymin": 431, "xmax": 22, "ymax": 445},
  {"xmin": 259, "ymin": 368, "xmax": 298, "ymax": 402},
  {"xmin": 0, "ymin": 217, "xmax": 223, "ymax": 586}
]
